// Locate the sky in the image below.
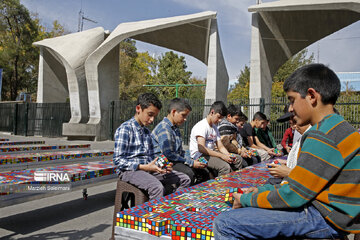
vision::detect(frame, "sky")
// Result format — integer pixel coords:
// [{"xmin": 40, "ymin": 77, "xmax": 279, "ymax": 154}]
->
[{"xmin": 20, "ymin": 0, "xmax": 360, "ymax": 86}]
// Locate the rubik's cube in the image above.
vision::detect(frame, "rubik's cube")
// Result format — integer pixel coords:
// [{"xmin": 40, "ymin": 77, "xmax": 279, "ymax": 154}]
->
[
  {"xmin": 155, "ymin": 154, "xmax": 170, "ymax": 169},
  {"xmin": 249, "ymin": 149, "xmax": 259, "ymax": 156},
  {"xmin": 229, "ymin": 153, "xmax": 237, "ymax": 160},
  {"xmin": 274, "ymin": 148, "xmax": 281, "ymax": 155},
  {"xmin": 224, "ymin": 187, "xmax": 244, "ymax": 205},
  {"xmin": 147, "ymin": 216, "xmax": 169, "ymax": 237},
  {"xmin": 268, "ymin": 159, "xmax": 281, "ymax": 168},
  {"xmin": 244, "ymin": 149, "xmax": 258, "ymax": 157},
  {"xmin": 197, "ymin": 157, "xmax": 208, "ymax": 165},
  {"xmin": 273, "ymin": 160, "xmax": 281, "ymax": 165}
]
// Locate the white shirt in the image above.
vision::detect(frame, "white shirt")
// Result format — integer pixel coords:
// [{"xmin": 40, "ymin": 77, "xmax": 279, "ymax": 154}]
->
[
  {"xmin": 189, "ymin": 118, "xmax": 220, "ymax": 159},
  {"xmin": 287, "ymin": 126, "xmax": 312, "ymax": 169}
]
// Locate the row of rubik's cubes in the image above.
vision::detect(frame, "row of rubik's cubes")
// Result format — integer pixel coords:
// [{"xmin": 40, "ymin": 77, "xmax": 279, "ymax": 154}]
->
[
  {"xmin": 0, "ymin": 151, "xmax": 113, "ymax": 165},
  {"xmin": 116, "ymin": 173, "xmax": 256, "ymax": 239},
  {"xmin": 117, "ymin": 211, "xmax": 215, "ymax": 239},
  {"xmin": 116, "ymin": 187, "xmax": 243, "ymax": 239},
  {"xmin": 0, "ymin": 144, "xmax": 90, "ymax": 153}
]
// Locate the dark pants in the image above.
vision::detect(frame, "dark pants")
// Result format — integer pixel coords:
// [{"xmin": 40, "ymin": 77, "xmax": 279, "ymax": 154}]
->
[
  {"xmin": 119, "ymin": 170, "xmax": 191, "ymax": 200},
  {"xmin": 173, "ymin": 162, "xmax": 210, "ymax": 185}
]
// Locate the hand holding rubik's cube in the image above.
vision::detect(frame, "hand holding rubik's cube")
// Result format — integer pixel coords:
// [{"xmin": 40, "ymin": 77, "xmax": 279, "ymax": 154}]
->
[
  {"xmin": 196, "ymin": 156, "xmax": 208, "ymax": 165},
  {"xmin": 229, "ymin": 153, "xmax": 237, "ymax": 162},
  {"xmin": 243, "ymin": 149, "xmax": 259, "ymax": 158},
  {"xmin": 267, "ymin": 159, "xmax": 282, "ymax": 168},
  {"xmin": 155, "ymin": 154, "xmax": 171, "ymax": 169},
  {"xmin": 273, "ymin": 148, "xmax": 282, "ymax": 156},
  {"xmin": 224, "ymin": 187, "xmax": 244, "ymax": 205}
]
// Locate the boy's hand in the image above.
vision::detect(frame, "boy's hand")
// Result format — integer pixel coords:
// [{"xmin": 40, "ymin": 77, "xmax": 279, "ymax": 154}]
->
[
  {"xmin": 267, "ymin": 164, "xmax": 291, "ymax": 178},
  {"xmin": 286, "ymin": 146, "xmax": 292, "ymax": 153},
  {"xmin": 232, "ymin": 192, "xmax": 243, "ymax": 209},
  {"xmin": 193, "ymin": 160, "xmax": 207, "ymax": 168},
  {"xmin": 221, "ymin": 154, "xmax": 233, "ymax": 163},
  {"xmin": 143, "ymin": 159, "xmax": 167, "ymax": 174},
  {"xmin": 267, "ymin": 148, "xmax": 276, "ymax": 156},
  {"xmin": 242, "ymin": 187, "xmax": 258, "ymax": 194},
  {"xmin": 165, "ymin": 162, "xmax": 173, "ymax": 173}
]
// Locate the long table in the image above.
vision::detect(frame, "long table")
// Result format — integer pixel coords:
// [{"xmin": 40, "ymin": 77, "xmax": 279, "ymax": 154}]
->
[{"xmin": 115, "ymin": 160, "xmax": 274, "ymax": 240}]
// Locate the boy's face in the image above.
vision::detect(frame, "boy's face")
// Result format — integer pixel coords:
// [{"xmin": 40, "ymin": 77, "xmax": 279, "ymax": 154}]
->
[
  {"xmin": 227, "ymin": 114, "xmax": 241, "ymax": 125},
  {"xmin": 210, "ymin": 110, "xmax": 223, "ymax": 125},
  {"xmin": 172, "ymin": 109, "xmax": 191, "ymax": 126},
  {"xmin": 135, "ymin": 104, "xmax": 160, "ymax": 126},
  {"xmin": 287, "ymin": 90, "xmax": 312, "ymax": 127},
  {"xmin": 254, "ymin": 119, "xmax": 266, "ymax": 129},
  {"xmin": 236, "ymin": 121, "xmax": 245, "ymax": 130}
]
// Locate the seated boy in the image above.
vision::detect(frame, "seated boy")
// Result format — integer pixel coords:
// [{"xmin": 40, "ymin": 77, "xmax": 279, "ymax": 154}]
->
[
  {"xmin": 152, "ymin": 98, "xmax": 207, "ymax": 185},
  {"xmin": 189, "ymin": 101, "xmax": 243, "ymax": 177},
  {"xmin": 213, "ymin": 63, "xmax": 360, "ymax": 239},
  {"xmin": 218, "ymin": 104, "xmax": 259, "ymax": 167},
  {"xmin": 255, "ymin": 117, "xmax": 282, "ymax": 157},
  {"xmin": 239, "ymin": 111, "xmax": 277, "ymax": 161},
  {"xmin": 267, "ymin": 122, "xmax": 311, "ymax": 183},
  {"xmin": 113, "ymin": 93, "xmax": 191, "ymax": 200}
]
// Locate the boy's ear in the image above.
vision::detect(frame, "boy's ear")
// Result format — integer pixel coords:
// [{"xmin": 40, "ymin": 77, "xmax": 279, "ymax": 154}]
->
[
  {"xmin": 307, "ymin": 88, "xmax": 320, "ymax": 105},
  {"xmin": 170, "ymin": 109, "xmax": 177, "ymax": 116},
  {"xmin": 135, "ymin": 104, "xmax": 142, "ymax": 114}
]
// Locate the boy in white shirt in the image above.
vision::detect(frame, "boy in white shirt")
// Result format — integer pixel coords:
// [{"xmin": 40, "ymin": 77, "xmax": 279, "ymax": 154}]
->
[{"xmin": 189, "ymin": 101, "xmax": 243, "ymax": 177}]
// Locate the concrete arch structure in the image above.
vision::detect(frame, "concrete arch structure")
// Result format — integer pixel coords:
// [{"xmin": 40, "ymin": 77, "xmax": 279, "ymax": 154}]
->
[
  {"xmin": 247, "ymin": 0, "xmax": 360, "ymax": 115},
  {"xmin": 68, "ymin": 11, "xmax": 228, "ymax": 140},
  {"xmin": 34, "ymin": 27, "xmax": 105, "ymax": 123}
]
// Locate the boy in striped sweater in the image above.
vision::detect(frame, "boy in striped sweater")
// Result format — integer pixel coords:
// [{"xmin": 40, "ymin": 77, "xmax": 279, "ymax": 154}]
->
[{"xmin": 213, "ymin": 64, "xmax": 360, "ymax": 239}]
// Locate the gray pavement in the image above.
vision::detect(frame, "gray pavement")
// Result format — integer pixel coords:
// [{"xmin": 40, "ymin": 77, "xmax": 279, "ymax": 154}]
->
[{"xmin": 0, "ymin": 133, "xmax": 116, "ymax": 240}]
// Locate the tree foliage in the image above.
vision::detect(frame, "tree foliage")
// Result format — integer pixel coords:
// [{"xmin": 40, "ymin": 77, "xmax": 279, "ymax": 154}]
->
[
  {"xmin": 0, "ymin": 0, "xmax": 39, "ymax": 100},
  {"xmin": 228, "ymin": 49, "xmax": 315, "ymax": 100},
  {"xmin": 119, "ymin": 39, "xmax": 157, "ymax": 100},
  {"xmin": 152, "ymin": 51, "xmax": 192, "ymax": 99},
  {"xmin": 0, "ymin": 0, "xmax": 67, "ymax": 101}
]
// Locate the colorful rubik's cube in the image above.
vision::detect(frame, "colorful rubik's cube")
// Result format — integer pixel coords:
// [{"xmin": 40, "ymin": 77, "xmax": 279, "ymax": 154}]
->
[
  {"xmin": 274, "ymin": 148, "xmax": 281, "ymax": 155},
  {"xmin": 147, "ymin": 216, "xmax": 169, "ymax": 237},
  {"xmin": 273, "ymin": 160, "xmax": 281, "ymax": 165},
  {"xmin": 155, "ymin": 154, "xmax": 171, "ymax": 169},
  {"xmin": 197, "ymin": 157, "xmax": 208, "ymax": 165},
  {"xmin": 224, "ymin": 187, "xmax": 244, "ymax": 205},
  {"xmin": 244, "ymin": 149, "xmax": 259, "ymax": 157},
  {"xmin": 268, "ymin": 159, "xmax": 281, "ymax": 168},
  {"xmin": 229, "ymin": 153, "xmax": 237, "ymax": 161}
]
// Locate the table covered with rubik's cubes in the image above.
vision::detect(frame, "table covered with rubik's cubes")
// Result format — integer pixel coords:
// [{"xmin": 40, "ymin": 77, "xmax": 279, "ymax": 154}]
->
[{"xmin": 115, "ymin": 160, "xmax": 273, "ymax": 240}]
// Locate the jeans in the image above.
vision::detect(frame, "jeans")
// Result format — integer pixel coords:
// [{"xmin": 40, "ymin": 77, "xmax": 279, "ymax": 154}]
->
[{"xmin": 213, "ymin": 205, "xmax": 345, "ymax": 239}]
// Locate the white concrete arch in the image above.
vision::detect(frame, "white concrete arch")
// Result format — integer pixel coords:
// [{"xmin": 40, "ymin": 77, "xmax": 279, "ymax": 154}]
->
[
  {"xmin": 83, "ymin": 11, "xmax": 228, "ymax": 140},
  {"xmin": 247, "ymin": 0, "xmax": 360, "ymax": 116},
  {"xmin": 34, "ymin": 27, "xmax": 105, "ymax": 124}
]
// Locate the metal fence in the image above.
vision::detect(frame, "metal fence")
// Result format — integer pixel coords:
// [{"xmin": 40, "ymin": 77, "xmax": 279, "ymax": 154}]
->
[
  {"xmin": 0, "ymin": 102, "xmax": 71, "ymax": 137},
  {"xmin": 1, "ymin": 95, "xmax": 359, "ymax": 141}
]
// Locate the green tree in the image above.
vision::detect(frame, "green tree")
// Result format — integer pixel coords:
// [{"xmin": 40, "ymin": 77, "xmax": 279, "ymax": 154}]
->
[
  {"xmin": 151, "ymin": 51, "xmax": 192, "ymax": 99},
  {"xmin": 186, "ymin": 76, "xmax": 206, "ymax": 100},
  {"xmin": 119, "ymin": 39, "xmax": 157, "ymax": 100},
  {"xmin": 0, "ymin": 0, "xmax": 39, "ymax": 100},
  {"xmin": 228, "ymin": 65, "xmax": 250, "ymax": 101}
]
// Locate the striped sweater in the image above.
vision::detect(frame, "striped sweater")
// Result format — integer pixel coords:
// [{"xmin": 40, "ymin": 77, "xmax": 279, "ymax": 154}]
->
[{"xmin": 241, "ymin": 114, "xmax": 360, "ymax": 233}]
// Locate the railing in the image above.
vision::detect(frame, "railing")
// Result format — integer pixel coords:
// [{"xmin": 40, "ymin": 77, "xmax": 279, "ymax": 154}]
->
[{"xmin": 1, "ymin": 95, "xmax": 359, "ymax": 142}]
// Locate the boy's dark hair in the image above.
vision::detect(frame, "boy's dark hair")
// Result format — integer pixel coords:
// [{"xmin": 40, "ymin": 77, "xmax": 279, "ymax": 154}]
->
[
  {"xmin": 167, "ymin": 98, "xmax": 192, "ymax": 114},
  {"xmin": 253, "ymin": 111, "xmax": 267, "ymax": 121},
  {"xmin": 209, "ymin": 101, "xmax": 227, "ymax": 116},
  {"xmin": 283, "ymin": 63, "xmax": 340, "ymax": 105},
  {"xmin": 227, "ymin": 104, "xmax": 248, "ymax": 121},
  {"xmin": 137, "ymin": 93, "xmax": 162, "ymax": 110}
]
